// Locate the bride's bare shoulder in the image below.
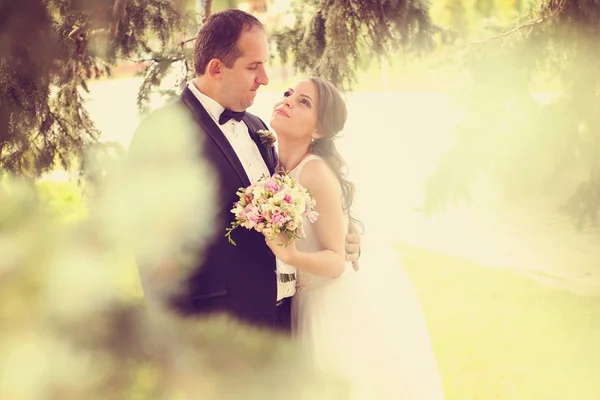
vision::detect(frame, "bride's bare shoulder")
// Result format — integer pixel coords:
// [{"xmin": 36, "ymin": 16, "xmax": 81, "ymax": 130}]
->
[{"xmin": 298, "ymin": 157, "xmax": 341, "ymax": 197}]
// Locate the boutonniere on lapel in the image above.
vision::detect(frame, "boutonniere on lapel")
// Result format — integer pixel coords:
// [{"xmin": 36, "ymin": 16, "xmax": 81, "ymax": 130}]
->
[{"xmin": 256, "ymin": 129, "xmax": 277, "ymax": 147}]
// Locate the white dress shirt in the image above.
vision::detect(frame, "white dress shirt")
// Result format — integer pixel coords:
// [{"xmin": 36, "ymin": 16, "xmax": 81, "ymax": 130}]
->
[{"xmin": 187, "ymin": 81, "xmax": 296, "ymax": 301}]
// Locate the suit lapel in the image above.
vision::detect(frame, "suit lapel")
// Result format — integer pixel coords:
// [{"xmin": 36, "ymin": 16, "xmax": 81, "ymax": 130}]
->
[
  {"xmin": 180, "ymin": 87, "xmax": 250, "ymax": 187},
  {"xmin": 244, "ymin": 115, "xmax": 277, "ymax": 175}
]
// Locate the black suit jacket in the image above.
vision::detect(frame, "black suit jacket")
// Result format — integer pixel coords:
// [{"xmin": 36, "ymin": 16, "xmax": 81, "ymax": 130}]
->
[{"xmin": 129, "ymin": 87, "xmax": 282, "ymax": 330}]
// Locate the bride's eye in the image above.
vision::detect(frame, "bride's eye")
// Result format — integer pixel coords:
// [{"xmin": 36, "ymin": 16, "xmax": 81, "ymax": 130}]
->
[{"xmin": 283, "ymin": 90, "xmax": 292, "ymax": 97}]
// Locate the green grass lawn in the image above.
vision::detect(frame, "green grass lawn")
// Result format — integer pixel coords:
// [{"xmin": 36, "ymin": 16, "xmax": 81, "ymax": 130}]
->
[
  {"xmin": 399, "ymin": 244, "xmax": 600, "ymax": 400},
  {"xmin": 33, "ymin": 181, "xmax": 600, "ymax": 398},
  {"xmin": 36, "ymin": 180, "xmax": 88, "ymax": 222}
]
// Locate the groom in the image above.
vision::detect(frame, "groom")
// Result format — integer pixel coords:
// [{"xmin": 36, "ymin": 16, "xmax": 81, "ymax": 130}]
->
[{"xmin": 129, "ymin": 9, "xmax": 360, "ymax": 332}]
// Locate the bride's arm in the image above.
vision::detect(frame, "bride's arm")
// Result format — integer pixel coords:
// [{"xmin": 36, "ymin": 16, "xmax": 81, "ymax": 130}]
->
[{"xmin": 267, "ymin": 159, "xmax": 347, "ymax": 278}]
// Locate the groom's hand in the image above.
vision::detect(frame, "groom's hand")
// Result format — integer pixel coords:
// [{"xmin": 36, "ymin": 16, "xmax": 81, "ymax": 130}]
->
[{"xmin": 345, "ymin": 232, "xmax": 361, "ymax": 271}]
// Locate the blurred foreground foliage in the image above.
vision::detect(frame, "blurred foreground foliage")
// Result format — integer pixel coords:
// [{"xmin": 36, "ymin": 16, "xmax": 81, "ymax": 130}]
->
[
  {"xmin": 0, "ymin": 108, "xmax": 348, "ymax": 399},
  {"xmin": 423, "ymin": 0, "xmax": 600, "ymax": 229}
]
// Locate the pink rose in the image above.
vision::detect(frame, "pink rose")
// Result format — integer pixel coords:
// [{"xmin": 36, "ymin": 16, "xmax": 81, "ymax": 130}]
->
[
  {"xmin": 264, "ymin": 178, "xmax": 279, "ymax": 193},
  {"xmin": 283, "ymin": 193, "xmax": 293, "ymax": 203},
  {"xmin": 247, "ymin": 211, "xmax": 261, "ymax": 224},
  {"xmin": 307, "ymin": 210, "xmax": 319, "ymax": 223},
  {"xmin": 271, "ymin": 213, "xmax": 286, "ymax": 227},
  {"xmin": 244, "ymin": 205, "xmax": 261, "ymax": 226}
]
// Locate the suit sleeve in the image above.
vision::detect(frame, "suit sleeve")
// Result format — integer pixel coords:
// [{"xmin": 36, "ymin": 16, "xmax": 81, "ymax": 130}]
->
[{"xmin": 124, "ymin": 104, "xmax": 213, "ymax": 303}]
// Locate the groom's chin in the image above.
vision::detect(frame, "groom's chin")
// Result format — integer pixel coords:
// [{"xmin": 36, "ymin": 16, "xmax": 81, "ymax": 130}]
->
[{"xmin": 245, "ymin": 91, "xmax": 259, "ymax": 106}]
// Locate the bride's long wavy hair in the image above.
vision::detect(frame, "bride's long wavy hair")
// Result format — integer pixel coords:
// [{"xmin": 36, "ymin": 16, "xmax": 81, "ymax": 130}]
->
[{"xmin": 307, "ymin": 77, "xmax": 364, "ymax": 233}]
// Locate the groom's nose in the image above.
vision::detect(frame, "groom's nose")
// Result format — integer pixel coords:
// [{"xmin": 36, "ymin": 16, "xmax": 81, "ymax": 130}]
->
[{"xmin": 255, "ymin": 65, "xmax": 269, "ymax": 86}]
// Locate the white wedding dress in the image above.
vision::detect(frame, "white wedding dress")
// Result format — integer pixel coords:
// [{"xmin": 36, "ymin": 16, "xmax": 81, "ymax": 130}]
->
[{"xmin": 285, "ymin": 155, "xmax": 446, "ymax": 399}]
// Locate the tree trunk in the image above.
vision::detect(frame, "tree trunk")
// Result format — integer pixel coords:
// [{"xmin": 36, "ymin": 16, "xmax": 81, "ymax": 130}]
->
[
  {"xmin": 0, "ymin": 102, "xmax": 10, "ymax": 162},
  {"xmin": 204, "ymin": 0, "xmax": 212, "ymax": 20}
]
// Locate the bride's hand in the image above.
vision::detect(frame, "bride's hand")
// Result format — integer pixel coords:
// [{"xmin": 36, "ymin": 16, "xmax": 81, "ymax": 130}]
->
[{"xmin": 265, "ymin": 233, "xmax": 298, "ymax": 265}]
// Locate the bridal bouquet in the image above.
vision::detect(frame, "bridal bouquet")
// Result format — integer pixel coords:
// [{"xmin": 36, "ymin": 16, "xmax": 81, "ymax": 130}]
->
[{"xmin": 225, "ymin": 171, "xmax": 319, "ymax": 246}]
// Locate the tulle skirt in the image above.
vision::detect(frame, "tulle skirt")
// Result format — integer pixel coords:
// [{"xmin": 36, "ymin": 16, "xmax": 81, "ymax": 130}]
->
[{"xmin": 292, "ymin": 238, "xmax": 446, "ymax": 399}]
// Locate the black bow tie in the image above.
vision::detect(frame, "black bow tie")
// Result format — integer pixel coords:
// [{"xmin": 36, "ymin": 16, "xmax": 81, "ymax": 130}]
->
[{"xmin": 219, "ymin": 109, "xmax": 245, "ymax": 125}]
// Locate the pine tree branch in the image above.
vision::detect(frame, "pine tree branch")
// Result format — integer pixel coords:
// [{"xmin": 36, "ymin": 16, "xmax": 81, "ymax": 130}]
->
[
  {"xmin": 47, "ymin": 111, "xmax": 70, "ymax": 139},
  {"xmin": 471, "ymin": 0, "xmax": 567, "ymax": 45},
  {"xmin": 429, "ymin": 0, "xmax": 568, "ymax": 68},
  {"xmin": 129, "ymin": 54, "xmax": 186, "ymax": 63},
  {"xmin": 180, "ymin": 37, "xmax": 196, "ymax": 46}
]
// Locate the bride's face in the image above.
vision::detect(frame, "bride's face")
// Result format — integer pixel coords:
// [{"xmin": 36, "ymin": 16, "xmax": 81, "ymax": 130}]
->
[{"xmin": 270, "ymin": 80, "xmax": 319, "ymax": 142}]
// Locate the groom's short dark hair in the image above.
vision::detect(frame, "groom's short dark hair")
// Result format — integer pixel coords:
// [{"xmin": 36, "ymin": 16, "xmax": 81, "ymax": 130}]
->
[{"xmin": 194, "ymin": 9, "xmax": 264, "ymax": 76}]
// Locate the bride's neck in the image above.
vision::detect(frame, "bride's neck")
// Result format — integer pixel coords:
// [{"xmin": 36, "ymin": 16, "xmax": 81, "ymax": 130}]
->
[{"xmin": 277, "ymin": 139, "xmax": 310, "ymax": 172}]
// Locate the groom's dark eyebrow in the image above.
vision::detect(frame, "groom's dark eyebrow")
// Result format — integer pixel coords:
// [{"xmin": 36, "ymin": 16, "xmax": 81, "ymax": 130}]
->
[{"xmin": 248, "ymin": 59, "xmax": 268, "ymax": 67}]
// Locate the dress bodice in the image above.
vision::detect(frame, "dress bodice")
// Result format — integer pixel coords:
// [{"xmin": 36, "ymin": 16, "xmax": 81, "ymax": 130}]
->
[{"xmin": 278, "ymin": 155, "xmax": 350, "ymax": 292}]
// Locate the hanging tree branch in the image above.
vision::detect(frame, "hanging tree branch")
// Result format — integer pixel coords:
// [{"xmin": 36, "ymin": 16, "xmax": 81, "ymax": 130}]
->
[
  {"xmin": 470, "ymin": 0, "xmax": 567, "ymax": 45},
  {"xmin": 1, "ymin": 0, "xmax": 189, "ymax": 177}
]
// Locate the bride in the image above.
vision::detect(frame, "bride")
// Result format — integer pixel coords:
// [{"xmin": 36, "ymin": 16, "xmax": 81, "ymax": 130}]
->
[{"xmin": 265, "ymin": 77, "xmax": 446, "ymax": 399}]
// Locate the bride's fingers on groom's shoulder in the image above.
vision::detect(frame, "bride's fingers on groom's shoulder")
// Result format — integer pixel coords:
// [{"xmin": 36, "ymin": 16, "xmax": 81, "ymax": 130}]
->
[
  {"xmin": 345, "ymin": 233, "xmax": 360, "ymax": 244},
  {"xmin": 352, "ymin": 261, "xmax": 360, "ymax": 271},
  {"xmin": 345, "ymin": 251, "xmax": 359, "ymax": 264},
  {"xmin": 345, "ymin": 242, "xmax": 359, "ymax": 255}
]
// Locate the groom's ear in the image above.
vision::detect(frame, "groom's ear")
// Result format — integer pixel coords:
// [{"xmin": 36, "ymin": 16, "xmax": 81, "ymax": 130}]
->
[{"xmin": 207, "ymin": 59, "xmax": 223, "ymax": 80}]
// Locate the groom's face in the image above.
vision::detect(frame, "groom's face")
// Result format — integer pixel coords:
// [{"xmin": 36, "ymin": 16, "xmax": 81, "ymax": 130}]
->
[{"xmin": 219, "ymin": 27, "xmax": 269, "ymax": 112}]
